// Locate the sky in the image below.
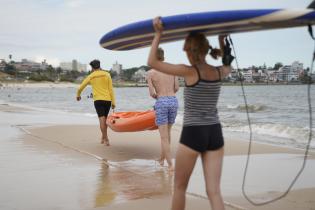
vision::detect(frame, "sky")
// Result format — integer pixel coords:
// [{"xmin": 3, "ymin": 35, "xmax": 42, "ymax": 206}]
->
[{"xmin": 0, "ymin": 0, "xmax": 314, "ymax": 70}]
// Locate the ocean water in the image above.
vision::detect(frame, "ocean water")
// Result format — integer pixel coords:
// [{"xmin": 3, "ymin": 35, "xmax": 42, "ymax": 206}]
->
[{"xmin": 0, "ymin": 84, "xmax": 314, "ymax": 150}]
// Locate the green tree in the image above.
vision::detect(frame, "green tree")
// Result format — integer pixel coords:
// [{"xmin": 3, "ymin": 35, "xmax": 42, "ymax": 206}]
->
[
  {"xmin": 273, "ymin": 62, "xmax": 283, "ymax": 70},
  {"xmin": 139, "ymin": 65, "xmax": 151, "ymax": 71},
  {"xmin": 4, "ymin": 63, "xmax": 16, "ymax": 75},
  {"xmin": 56, "ymin": 67, "xmax": 62, "ymax": 75},
  {"xmin": 56, "ymin": 67, "xmax": 63, "ymax": 81},
  {"xmin": 121, "ymin": 67, "xmax": 138, "ymax": 81},
  {"xmin": 46, "ymin": 65, "xmax": 56, "ymax": 80},
  {"xmin": 300, "ymin": 69, "xmax": 313, "ymax": 84}
]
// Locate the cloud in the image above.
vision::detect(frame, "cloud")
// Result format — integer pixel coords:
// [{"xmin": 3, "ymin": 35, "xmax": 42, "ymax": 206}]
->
[{"xmin": 64, "ymin": 0, "xmax": 85, "ymax": 8}]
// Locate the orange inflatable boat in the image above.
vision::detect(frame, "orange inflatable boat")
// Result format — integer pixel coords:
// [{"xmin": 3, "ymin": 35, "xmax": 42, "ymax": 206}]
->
[{"xmin": 106, "ymin": 110, "xmax": 158, "ymax": 132}]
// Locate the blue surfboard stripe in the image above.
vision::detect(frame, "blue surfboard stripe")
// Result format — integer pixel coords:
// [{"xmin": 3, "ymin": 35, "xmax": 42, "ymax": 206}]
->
[
  {"xmin": 109, "ymin": 22, "xmax": 304, "ymax": 50},
  {"xmin": 296, "ymin": 10, "xmax": 315, "ymax": 20},
  {"xmin": 104, "ymin": 18, "xmax": 315, "ymax": 50},
  {"xmin": 100, "ymin": 9, "xmax": 315, "ymax": 50},
  {"xmin": 103, "ymin": 20, "xmax": 152, "ymax": 42},
  {"xmin": 100, "ymin": 10, "xmax": 279, "ymax": 44},
  {"xmin": 107, "ymin": 25, "xmax": 266, "ymax": 50},
  {"xmin": 107, "ymin": 26, "xmax": 262, "ymax": 50},
  {"xmin": 115, "ymin": 27, "xmax": 263, "ymax": 50},
  {"xmin": 161, "ymin": 10, "xmax": 280, "ymax": 31},
  {"xmin": 103, "ymin": 20, "xmax": 307, "ymax": 50}
]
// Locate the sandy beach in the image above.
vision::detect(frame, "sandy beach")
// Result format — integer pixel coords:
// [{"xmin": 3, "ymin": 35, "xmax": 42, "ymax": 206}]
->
[
  {"xmin": 1, "ymin": 102, "xmax": 314, "ymax": 210},
  {"xmin": 25, "ymin": 125, "xmax": 315, "ymax": 210}
]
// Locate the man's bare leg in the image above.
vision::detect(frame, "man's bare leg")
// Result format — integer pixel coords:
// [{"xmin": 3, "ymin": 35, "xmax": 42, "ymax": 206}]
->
[
  {"xmin": 157, "ymin": 144, "xmax": 165, "ymax": 166},
  {"xmin": 168, "ymin": 124, "xmax": 173, "ymax": 144},
  {"xmin": 99, "ymin": 116, "xmax": 110, "ymax": 146},
  {"xmin": 158, "ymin": 124, "xmax": 173, "ymax": 171}
]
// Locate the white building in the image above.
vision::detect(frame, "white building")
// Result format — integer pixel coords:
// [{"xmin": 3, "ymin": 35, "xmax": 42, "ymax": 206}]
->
[
  {"xmin": 60, "ymin": 62, "xmax": 72, "ymax": 71},
  {"xmin": 277, "ymin": 61, "xmax": 301, "ymax": 81},
  {"xmin": 13, "ymin": 59, "xmax": 48, "ymax": 71},
  {"xmin": 0, "ymin": 59, "xmax": 6, "ymax": 71},
  {"xmin": 241, "ymin": 70, "xmax": 253, "ymax": 82},
  {"xmin": 291, "ymin": 61, "xmax": 303, "ymax": 78},
  {"xmin": 133, "ymin": 68, "xmax": 147, "ymax": 83},
  {"xmin": 230, "ymin": 69, "xmax": 239, "ymax": 80},
  {"xmin": 60, "ymin": 59, "xmax": 87, "ymax": 72},
  {"xmin": 112, "ymin": 61, "xmax": 122, "ymax": 75},
  {"xmin": 266, "ymin": 70, "xmax": 278, "ymax": 81},
  {"xmin": 252, "ymin": 69, "xmax": 268, "ymax": 82},
  {"xmin": 291, "ymin": 61, "xmax": 303, "ymax": 73}
]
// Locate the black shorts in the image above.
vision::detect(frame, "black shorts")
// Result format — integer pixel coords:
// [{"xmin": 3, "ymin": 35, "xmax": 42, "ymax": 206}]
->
[
  {"xmin": 180, "ymin": 123, "xmax": 224, "ymax": 153},
  {"xmin": 94, "ymin": 100, "xmax": 111, "ymax": 117}
]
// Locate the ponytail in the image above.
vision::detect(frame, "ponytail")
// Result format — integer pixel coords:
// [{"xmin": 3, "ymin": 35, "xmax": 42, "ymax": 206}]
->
[{"xmin": 184, "ymin": 32, "xmax": 222, "ymax": 64}]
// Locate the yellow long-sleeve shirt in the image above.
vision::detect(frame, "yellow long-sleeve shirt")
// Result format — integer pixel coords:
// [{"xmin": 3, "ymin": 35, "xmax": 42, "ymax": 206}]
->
[{"xmin": 77, "ymin": 69, "xmax": 115, "ymax": 106}]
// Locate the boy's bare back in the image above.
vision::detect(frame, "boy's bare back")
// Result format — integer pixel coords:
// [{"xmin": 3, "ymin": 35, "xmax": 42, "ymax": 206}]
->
[{"xmin": 147, "ymin": 69, "xmax": 179, "ymax": 97}]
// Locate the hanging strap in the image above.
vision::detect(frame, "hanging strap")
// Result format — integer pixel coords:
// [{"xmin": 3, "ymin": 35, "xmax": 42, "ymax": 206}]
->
[
  {"xmin": 308, "ymin": 25, "xmax": 315, "ymax": 62},
  {"xmin": 308, "ymin": 25, "xmax": 315, "ymax": 40}
]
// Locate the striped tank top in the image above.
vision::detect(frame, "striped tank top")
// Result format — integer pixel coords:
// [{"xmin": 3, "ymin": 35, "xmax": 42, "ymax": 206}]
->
[{"xmin": 183, "ymin": 66, "xmax": 222, "ymax": 126}]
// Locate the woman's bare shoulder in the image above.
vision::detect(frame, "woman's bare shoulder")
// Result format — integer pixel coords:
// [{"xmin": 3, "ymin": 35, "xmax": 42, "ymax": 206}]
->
[{"xmin": 215, "ymin": 65, "xmax": 232, "ymax": 78}]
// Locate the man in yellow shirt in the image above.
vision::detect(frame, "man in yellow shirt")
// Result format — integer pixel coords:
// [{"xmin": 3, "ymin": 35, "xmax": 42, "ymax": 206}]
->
[{"xmin": 76, "ymin": 59, "xmax": 115, "ymax": 146}]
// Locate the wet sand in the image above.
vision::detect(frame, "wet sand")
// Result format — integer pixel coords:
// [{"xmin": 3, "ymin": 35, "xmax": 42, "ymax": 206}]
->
[{"xmin": 1, "ymin": 104, "xmax": 315, "ymax": 210}]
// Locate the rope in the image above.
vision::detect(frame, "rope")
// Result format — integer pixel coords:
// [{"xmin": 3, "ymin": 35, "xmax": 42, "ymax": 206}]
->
[{"xmin": 228, "ymin": 31, "xmax": 314, "ymax": 205}]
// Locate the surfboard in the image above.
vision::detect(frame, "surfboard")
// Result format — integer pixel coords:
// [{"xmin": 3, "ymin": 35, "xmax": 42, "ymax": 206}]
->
[{"xmin": 99, "ymin": 9, "xmax": 315, "ymax": 51}]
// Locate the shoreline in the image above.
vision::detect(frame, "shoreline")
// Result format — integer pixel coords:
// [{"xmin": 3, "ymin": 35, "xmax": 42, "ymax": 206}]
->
[
  {"xmin": 0, "ymin": 80, "xmax": 309, "ymax": 88},
  {"xmin": 0, "ymin": 81, "xmax": 78, "ymax": 88}
]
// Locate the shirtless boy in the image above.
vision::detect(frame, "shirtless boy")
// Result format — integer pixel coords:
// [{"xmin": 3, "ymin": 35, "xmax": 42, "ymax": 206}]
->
[{"xmin": 147, "ymin": 48, "xmax": 179, "ymax": 171}]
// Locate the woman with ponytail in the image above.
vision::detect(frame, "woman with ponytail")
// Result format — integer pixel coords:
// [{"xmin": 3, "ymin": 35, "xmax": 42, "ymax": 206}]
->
[{"xmin": 148, "ymin": 17, "xmax": 232, "ymax": 210}]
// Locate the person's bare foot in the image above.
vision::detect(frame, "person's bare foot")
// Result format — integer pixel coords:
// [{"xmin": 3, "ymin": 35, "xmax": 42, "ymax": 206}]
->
[
  {"xmin": 101, "ymin": 138, "xmax": 110, "ymax": 146},
  {"xmin": 104, "ymin": 140, "xmax": 110, "ymax": 146},
  {"xmin": 156, "ymin": 158, "xmax": 164, "ymax": 166},
  {"xmin": 168, "ymin": 165, "xmax": 174, "ymax": 172}
]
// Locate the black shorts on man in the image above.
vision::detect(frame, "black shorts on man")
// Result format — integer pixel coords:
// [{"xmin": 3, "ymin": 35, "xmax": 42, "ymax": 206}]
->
[{"xmin": 94, "ymin": 100, "xmax": 111, "ymax": 117}]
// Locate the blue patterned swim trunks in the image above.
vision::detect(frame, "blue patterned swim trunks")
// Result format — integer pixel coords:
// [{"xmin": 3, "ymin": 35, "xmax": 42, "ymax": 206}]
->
[{"xmin": 154, "ymin": 96, "xmax": 178, "ymax": 126}]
